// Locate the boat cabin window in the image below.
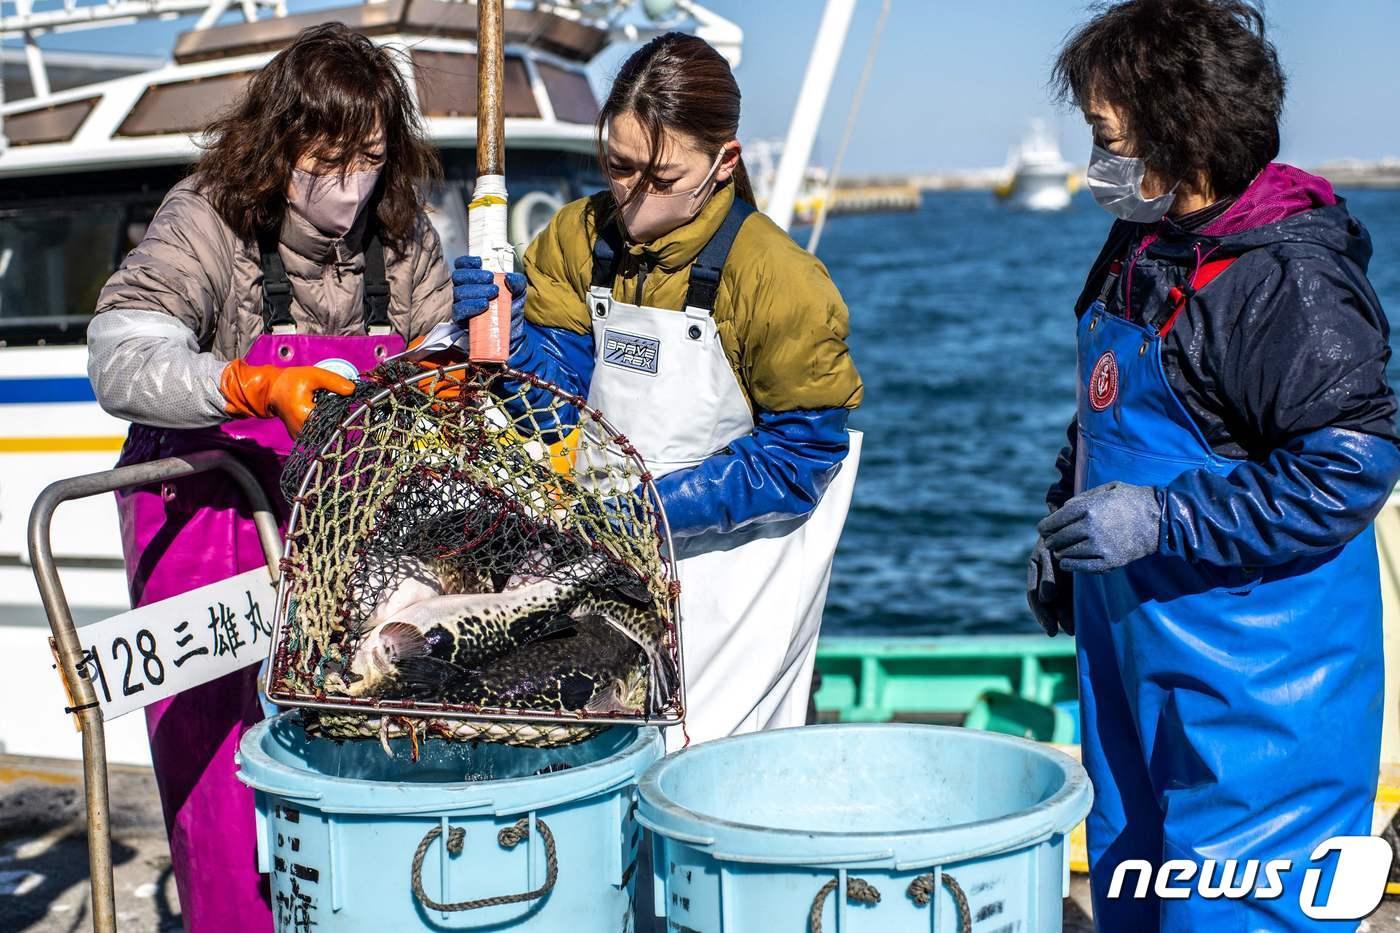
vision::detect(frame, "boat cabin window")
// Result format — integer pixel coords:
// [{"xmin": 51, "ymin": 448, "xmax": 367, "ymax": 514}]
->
[{"xmin": 0, "ymin": 199, "xmax": 157, "ymax": 347}]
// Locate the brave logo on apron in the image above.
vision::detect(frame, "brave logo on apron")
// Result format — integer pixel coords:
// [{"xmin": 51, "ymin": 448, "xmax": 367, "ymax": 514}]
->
[
  {"xmin": 1090, "ymin": 350, "xmax": 1119, "ymax": 411},
  {"xmin": 602, "ymin": 329, "xmax": 661, "ymax": 375}
]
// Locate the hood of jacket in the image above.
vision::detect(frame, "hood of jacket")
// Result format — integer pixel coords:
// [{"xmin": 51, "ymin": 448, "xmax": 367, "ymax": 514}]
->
[{"xmin": 1157, "ymin": 163, "xmax": 1370, "ymax": 269}]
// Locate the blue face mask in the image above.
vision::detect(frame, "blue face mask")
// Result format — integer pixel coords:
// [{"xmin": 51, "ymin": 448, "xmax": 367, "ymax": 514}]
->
[{"xmin": 1086, "ymin": 145, "xmax": 1177, "ymax": 223}]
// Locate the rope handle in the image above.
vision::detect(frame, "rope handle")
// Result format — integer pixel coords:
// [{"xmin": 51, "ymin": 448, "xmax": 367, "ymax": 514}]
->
[
  {"xmin": 808, "ymin": 871, "xmax": 972, "ymax": 933},
  {"xmin": 409, "ymin": 817, "xmax": 558, "ymax": 913},
  {"xmin": 809, "ymin": 876, "xmax": 881, "ymax": 933},
  {"xmin": 909, "ymin": 871, "xmax": 973, "ymax": 933}
]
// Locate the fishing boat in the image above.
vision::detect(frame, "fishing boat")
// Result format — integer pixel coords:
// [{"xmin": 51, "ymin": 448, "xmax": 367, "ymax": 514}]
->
[{"xmin": 994, "ymin": 118, "xmax": 1078, "ymax": 211}]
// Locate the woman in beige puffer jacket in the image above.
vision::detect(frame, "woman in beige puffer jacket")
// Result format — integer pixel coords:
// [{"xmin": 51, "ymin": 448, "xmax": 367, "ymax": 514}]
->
[{"xmin": 85, "ymin": 23, "xmax": 449, "ymax": 933}]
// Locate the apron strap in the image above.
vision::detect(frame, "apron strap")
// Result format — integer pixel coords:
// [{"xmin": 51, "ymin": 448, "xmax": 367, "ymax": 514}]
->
[
  {"xmin": 362, "ymin": 234, "xmax": 392, "ymax": 333},
  {"xmin": 256, "ymin": 230, "xmax": 295, "ymax": 334},
  {"xmin": 591, "ymin": 216, "xmax": 628, "ymax": 291},
  {"xmin": 685, "ymin": 196, "xmax": 757, "ymax": 314},
  {"xmin": 1160, "ymin": 255, "xmax": 1237, "ymax": 337},
  {"xmin": 257, "ymin": 229, "xmax": 395, "ymax": 335}
]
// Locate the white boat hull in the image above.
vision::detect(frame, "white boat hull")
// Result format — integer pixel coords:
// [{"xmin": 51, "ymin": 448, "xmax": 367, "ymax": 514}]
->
[{"xmin": 1005, "ymin": 171, "xmax": 1073, "ymax": 211}]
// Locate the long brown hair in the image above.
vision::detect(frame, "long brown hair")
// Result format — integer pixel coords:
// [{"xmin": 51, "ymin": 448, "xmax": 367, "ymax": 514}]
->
[
  {"xmin": 597, "ymin": 32, "xmax": 755, "ymax": 212},
  {"xmin": 194, "ymin": 23, "xmax": 441, "ymax": 246}
]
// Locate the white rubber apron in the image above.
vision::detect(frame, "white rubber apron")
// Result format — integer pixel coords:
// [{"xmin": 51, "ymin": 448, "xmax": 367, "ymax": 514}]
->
[{"xmin": 582, "ymin": 284, "xmax": 860, "ymax": 750}]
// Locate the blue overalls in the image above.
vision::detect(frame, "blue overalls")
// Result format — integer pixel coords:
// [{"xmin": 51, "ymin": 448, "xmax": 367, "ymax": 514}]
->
[{"xmin": 1073, "ymin": 267, "xmax": 1385, "ymax": 931}]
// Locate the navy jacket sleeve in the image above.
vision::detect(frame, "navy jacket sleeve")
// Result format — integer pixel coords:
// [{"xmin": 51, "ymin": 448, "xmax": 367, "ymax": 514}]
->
[
  {"xmin": 1219, "ymin": 253, "xmax": 1399, "ymax": 448},
  {"xmin": 652, "ymin": 407, "xmax": 851, "ymax": 538},
  {"xmin": 1160, "ymin": 426, "xmax": 1400, "ymax": 567},
  {"xmin": 500, "ymin": 320, "xmax": 595, "ymax": 440},
  {"xmin": 1158, "ymin": 246, "xmax": 1400, "ymax": 567}
]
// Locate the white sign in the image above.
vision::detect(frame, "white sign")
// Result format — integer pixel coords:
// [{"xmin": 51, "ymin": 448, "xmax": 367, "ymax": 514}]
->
[{"xmin": 65, "ymin": 568, "xmax": 277, "ymax": 720}]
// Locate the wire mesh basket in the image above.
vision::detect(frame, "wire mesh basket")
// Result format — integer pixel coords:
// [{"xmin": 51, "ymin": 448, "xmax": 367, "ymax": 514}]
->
[{"xmin": 266, "ymin": 360, "xmax": 683, "ymax": 747}]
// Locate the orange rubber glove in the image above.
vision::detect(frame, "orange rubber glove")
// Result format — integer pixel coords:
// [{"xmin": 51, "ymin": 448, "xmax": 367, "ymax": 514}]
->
[
  {"xmin": 407, "ymin": 335, "xmax": 468, "ymax": 399},
  {"xmin": 220, "ymin": 360, "xmax": 354, "ymax": 437}
]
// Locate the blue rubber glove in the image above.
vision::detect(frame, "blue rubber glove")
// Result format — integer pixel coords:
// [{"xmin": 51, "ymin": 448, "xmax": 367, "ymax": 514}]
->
[
  {"xmin": 1027, "ymin": 535, "xmax": 1073, "ymax": 636},
  {"xmin": 579, "ymin": 493, "xmax": 654, "ymax": 543},
  {"xmin": 1161, "ymin": 427, "xmax": 1400, "ymax": 567},
  {"xmin": 497, "ymin": 321, "xmax": 595, "ymax": 442},
  {"xmin": 451, "ymin": 256, "xmax": 526, "ymax": 348},
  {"xmin": 652, "ymin": 408, "xmax": 850, "ymax": 538},
  {"xmin": 1038, "ymin": 481, "xmax": 1163, "ymax": 574}
]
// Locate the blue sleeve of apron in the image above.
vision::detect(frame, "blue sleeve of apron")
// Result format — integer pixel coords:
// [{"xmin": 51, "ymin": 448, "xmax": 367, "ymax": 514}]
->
[
  {"xmin": 1159, "ymin": 426, "xmax": 1400, "ymax": 567},
  {"xmin": 500, "ymin": 321, "xmax": 595, "ymax": 439},
  {"xmin": 652, "ymin": 408, "xmax": 851, "ymax": 538}
]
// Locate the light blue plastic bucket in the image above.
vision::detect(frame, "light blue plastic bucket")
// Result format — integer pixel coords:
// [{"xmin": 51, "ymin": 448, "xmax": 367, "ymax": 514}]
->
[
  {"xmin": 236, "ymin": 714, "xmax": 664, "ymax": 931},
  {"xmin": 637, "ymin": 724, "xmax": 1091, "ymax": 932}
]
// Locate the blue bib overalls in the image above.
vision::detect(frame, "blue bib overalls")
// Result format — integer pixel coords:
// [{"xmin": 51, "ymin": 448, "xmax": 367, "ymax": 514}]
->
[{"xmin": 1073, "ymin": 281, "xmax": 1383, "ymax": 932}]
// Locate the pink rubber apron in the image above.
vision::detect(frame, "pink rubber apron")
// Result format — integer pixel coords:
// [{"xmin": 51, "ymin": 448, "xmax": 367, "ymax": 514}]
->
[{"xmin": 115, "ymin": 326, "xmax": 401, "ymax": 931}]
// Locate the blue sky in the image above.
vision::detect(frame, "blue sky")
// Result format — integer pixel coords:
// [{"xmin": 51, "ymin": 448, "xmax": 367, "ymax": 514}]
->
[
  {"xmin": 698, "ymin": 0, "xmax": 1400, "ymax": 173},
  {"xmin": 27, "ymin": 0, "xmax": 1400, "ymax": 174}
]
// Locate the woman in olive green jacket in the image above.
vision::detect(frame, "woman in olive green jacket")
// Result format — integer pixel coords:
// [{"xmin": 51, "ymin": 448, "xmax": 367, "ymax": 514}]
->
[{"xmin": 452, "ymin": 33, "xmax": 862, "ymax": 747}]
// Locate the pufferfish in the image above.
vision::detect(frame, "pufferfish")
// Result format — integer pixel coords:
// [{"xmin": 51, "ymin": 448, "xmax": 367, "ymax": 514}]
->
[{"xmin": 390, "ymin": 615, "xmax": 648, "ymax": 716}]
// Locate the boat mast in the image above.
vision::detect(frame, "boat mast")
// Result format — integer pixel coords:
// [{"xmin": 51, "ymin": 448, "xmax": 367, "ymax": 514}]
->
[{"xmin": 765, "ymin": 0, "xmax": 858, "ymax": 232}]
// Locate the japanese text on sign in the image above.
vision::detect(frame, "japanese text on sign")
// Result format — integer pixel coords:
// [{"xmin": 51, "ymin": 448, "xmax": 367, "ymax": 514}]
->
[{"xmin": 65, "ymin": 567, "xmax": 277, "ymax": 720}]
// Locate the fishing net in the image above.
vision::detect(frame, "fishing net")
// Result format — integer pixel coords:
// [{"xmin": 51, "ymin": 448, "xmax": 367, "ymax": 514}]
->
[{"xmin": 266, "ymin": 360, "xmax": 683, "ymax": 748}]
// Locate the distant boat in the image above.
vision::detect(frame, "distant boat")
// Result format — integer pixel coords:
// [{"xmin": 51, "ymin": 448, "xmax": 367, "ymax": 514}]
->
[{"xmin": 994, "ymin": 119, "xmax": 1078, "ymax": 211}]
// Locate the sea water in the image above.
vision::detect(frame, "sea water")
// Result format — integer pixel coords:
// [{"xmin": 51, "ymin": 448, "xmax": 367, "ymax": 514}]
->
[{"xmin": 818, "ymin": 188, "xmax": 1400, "ymax": 636}]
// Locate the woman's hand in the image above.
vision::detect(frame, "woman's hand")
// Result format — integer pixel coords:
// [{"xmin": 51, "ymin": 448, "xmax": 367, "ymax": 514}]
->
[
  {"xmin": 219, "ymin": 360, "xmax": 353, "ymax": 436},
  {"xmin": 452, "ymin": 256, "xmax": 526, "ymax": 347}
]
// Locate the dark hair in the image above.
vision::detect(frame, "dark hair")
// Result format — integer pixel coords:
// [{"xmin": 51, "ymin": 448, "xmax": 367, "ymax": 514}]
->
[
  {"xmin": 1052, "ymin": 0, "xmax": 1285, "ymax": 198},
  {"xmin": 598, "ymin": 32, "xmax": 755, "ymax": 211},
  {"xmin": 194, "ymin": 23, "xmax": 441, "ymax": 246}
]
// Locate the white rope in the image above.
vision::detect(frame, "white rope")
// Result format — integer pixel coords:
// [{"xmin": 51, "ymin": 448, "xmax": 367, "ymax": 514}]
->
[{"xmin": 807, "ymin": 0, "xmax": 894, "ymax": 256}]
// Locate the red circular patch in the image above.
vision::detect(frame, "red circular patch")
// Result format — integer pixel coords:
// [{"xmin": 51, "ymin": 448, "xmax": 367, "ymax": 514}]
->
[{"xmin": 1089, "ymin": 350, "xmax": 1119, "ymax": 412}]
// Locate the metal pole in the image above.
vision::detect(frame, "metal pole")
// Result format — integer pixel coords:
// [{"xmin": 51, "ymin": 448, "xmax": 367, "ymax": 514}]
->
[
  {"xmin": 0, "ymin": 7, "xmax": 8, "ymax": 153},
  {"xmin": 765, "ymin": 0, "xmax": 859, "ymax": 232},
  {"xmin": 807, "ymin": 0, "xmax": 892, "ymax": 255},
  {"xmin": 21, "ymin": 30, "xmax": 46, "ymax": 98},
  {"xmin": 476, "ymin": 0, "xmax": 504, "ymax": 179},
  {"xmin": 28, "ymin": 451, "xmax": 281, "ymax": 933}
]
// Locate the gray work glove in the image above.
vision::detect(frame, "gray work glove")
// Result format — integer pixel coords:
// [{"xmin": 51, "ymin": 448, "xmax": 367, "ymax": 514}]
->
[
  {"xmin": 1027, "ymin": 535, "xmax": 1074, "ymax": 636},
  {"xmin": 1038, "ymin": 481, "xmax": 1163, "ymax": 574}
]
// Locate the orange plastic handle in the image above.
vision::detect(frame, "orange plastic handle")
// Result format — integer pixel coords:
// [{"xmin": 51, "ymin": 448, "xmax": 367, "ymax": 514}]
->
[{"xmin": 469, "ymin": 271, "xmax": 512, "ymax": 364}]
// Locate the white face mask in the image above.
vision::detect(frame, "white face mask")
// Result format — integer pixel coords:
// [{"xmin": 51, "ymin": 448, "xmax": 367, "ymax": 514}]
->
[
  {"xmin": 1086, "ymin": 144, "xmax": 1176, "ymax": 223},
  {"xmin": 288, "ymin": 168, "xmax": 382, "ymax": 237},
  {"xmin": 609, "ymin": 148, "xmax": 727, "ymax": 243}
]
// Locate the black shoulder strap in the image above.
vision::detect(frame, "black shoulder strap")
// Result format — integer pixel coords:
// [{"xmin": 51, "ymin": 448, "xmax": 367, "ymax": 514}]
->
[
  {"xmin": 258, "ymin": 229, "xmax": 393, "ymax": 333},
  {"xmin": 685, "ymin": 196, "xmax": 757, "ymax": 313},
  {"xmin": 257, "ymin": 230, "xmax": 294, "ymax": 333},
  {"xmin": 591, "ymin": 216, "xmax": 627, "ymax": 291},
  {"xmin": 362, "ymin": 233, "xmax": 391, "ymax": 330}
]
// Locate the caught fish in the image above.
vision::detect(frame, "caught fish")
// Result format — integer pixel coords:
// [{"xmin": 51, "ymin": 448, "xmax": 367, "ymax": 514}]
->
[
  {"xmin": 336, "ymin": 577, "xmax": 582, "ymax": 698},
  {"xmin": 571, "ymin": 595, "xmax": 677, "ymax": 716},
  {"xmin": 359, "ymin": 554, "xmax": 448, "ymax": 629},
  {"xmin": 398, "ymin": 616, "xmax": 647, "ymax": 716}
]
